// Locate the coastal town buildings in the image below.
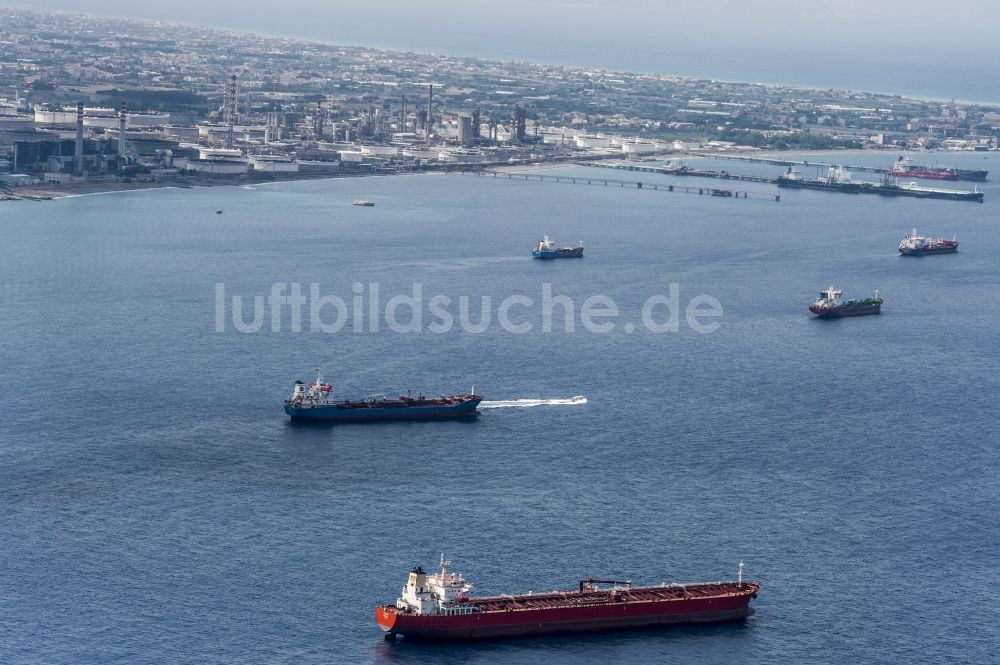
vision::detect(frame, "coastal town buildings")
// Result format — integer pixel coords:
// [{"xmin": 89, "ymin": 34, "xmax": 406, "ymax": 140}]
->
[{"xmin": 1, "ymin": 8, "xmax": 997, "ymax": 188}]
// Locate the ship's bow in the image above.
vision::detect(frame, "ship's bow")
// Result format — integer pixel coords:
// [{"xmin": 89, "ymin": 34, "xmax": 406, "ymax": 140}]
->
[{"xmin": 375, "ymin": 607, "xmax": 398, "ymax": 633}]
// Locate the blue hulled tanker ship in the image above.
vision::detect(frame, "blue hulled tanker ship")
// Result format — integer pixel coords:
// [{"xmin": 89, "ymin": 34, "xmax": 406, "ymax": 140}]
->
[
  {"xmin": 532, "ymin": 235, "xmax": 584, "ymax": 259},
  {"xmin": 284, "ymin": 372, "xmax": 483, "ymax": 422}
]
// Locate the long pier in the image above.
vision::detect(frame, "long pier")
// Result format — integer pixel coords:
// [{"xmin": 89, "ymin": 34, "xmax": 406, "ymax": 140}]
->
[
  {"xmin": 586, "ymin": 160, "xmax": 982, "ymax": 202},
  {"xmin": 472, "ymin": 163, "xmax": 983, "ymax": 203},
  {"xmin": 469, "ymin": 169, "xmax": 779, "ymax": 201},
  {"xmin": 691, "ymin": 153, "xmax": 888, "ymax": 174},
  {"xmin": 585, "ymin": 161, "xmax": 777, "ymax": 183}
]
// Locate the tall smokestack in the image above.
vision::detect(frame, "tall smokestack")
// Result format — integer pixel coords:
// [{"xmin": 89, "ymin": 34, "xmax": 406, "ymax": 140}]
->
[
  {"xmin": 74, "ymin": 102, "xmax": 84, "ymax": 176},
  {"xmin": 118, "ymin": 102, "xmax": 127, "ymax": 169},
  {"xmin": 224, "ymin": 74, "xmax": 238, "ymax": 149},
  {"xmin": 426, "ymin": 85, "xmax": 433, "ymax": 146}
]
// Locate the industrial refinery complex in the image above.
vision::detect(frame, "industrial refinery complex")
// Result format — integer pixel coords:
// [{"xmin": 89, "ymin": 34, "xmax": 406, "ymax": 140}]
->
[{"xmin": 2, "ymin": 8, "xmax": 999, "ymax": 195}]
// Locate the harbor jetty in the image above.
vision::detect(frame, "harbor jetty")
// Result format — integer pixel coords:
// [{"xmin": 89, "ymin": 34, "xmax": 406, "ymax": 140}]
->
[
  {"xmin": 585, "ymin": 161, "xmax": 984, "ymax": 202},
  {"xmin": 469, "ymin": 169, "xmax": 779, "ymax": 201}
]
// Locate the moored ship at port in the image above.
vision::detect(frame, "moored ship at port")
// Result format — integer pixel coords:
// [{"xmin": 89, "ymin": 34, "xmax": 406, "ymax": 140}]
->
[
  {"xmin": 775, "ymin": 166, "xmax": 984, "ymax": 201},
  {"xmin": 809, "ymin": 287, "xmax": 883, "ymax": 318},
  {"xmin": 889, "ymin": 156, "xmax": 959, "ymax": 181},
  {"xmin": 376, "ymin": 555, "xmax": 759, "ymax": 640},
  {"xmin": 284, "ymin": 372, "xmax": 482, "ymax": 422},
  {"xmin": 887, "ymin": 157, "xmax": 989, "ymax": 182},
  {"xmin": 953, "ymin": 167, "xmax": 988, "ymax": 182},
  {"xmin": 776, "ymin": 166, "xmax": 862, "ymax": 193},
  {"xmin": 532, "ymin": 235, "xmax": 584, "ymax": 258},
  {"xmin": 898, "ymin": 229, "xmax": 959, "ymax": 255},
  {"xmin": 870, "ymin": 174, "xmax": 983, "ymax": 202}
]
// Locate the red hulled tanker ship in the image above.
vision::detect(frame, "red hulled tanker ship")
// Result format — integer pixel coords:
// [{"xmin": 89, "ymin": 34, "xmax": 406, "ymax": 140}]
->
[
  {"xmin": 889, "ymin": 156, "xmax": 959, "ymax": 181},
  {"xmin": 898, "ymin": 229, "xmax": 959, "ymax": 255},
  {"xmin": 376, "ymin": 555, "xmax": 759, "ymax": 640}
]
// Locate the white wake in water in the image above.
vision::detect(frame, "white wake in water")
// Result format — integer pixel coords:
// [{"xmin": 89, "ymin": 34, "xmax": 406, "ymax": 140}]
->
[{"xmin": 479, "ymin": 396, "xmax": 587, "ymax": 408}]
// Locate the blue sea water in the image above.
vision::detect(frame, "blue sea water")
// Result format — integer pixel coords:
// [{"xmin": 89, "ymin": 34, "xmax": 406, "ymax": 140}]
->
[{"xmin": 1, "ymin": 155, "xmax": 998, "ymax": 664}]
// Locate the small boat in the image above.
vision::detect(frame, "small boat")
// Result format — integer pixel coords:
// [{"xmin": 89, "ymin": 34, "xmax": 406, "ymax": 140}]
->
[
  {"xmin": 353, "ymin": 199, "xmax": 375, "ymax": 207},
  {"xmin": 216, "ymin": 209, "xmax": 223, "ymax": 214},
  {"xmin": 809, "ymin": 287, "xmax": 882, "ymax": 318},
  {"xmin": 532, "ymin": 235, "xmax": 584, "ymax": 259}
]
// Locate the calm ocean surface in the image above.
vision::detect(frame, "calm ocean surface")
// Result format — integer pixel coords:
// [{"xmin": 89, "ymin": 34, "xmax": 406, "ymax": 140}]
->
[{"xmin": 1, "ymin": 154, "xmax": 998, "ymax": 663}]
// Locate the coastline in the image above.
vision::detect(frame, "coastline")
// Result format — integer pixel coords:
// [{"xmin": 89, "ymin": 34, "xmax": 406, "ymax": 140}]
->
[
  {"xmin": 3, "ymin": 147, "xmax": 989, "ymax": 202},
  {"xmin": 0, "ymin": 162, "xmax": 578, "ymax": 201},
  {"xmin": 0, "ymin": 170, "xmax": 404, "ymax": 202}
]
